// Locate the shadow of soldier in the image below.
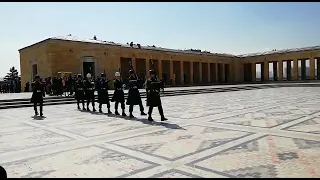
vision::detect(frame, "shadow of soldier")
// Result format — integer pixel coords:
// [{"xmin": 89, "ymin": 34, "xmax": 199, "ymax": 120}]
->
[
  {"xmin": 31, "ymin": 115, "xmax": 47, "ymax": 120},
  {"xmin": 122, "ymin": 116, "xmax": 186, "ymax": 130},
  {"xmin": 0, "ymin": 166, "xmax": 7, "ymax": 178}
]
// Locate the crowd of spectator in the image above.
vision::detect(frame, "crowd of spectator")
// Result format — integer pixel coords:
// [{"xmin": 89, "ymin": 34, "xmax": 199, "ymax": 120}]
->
[{"xmin": 0, "ymin": 79, "xmax": 21, "ymax": 93}]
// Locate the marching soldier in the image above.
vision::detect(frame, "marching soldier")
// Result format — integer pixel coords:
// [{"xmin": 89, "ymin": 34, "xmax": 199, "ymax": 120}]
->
[
  {"xmin": 84, "ymin": 73, "xmax": 96, "ymax": 112},
  {"xmin": 97, "ymin": 73, "xmax": 112, "ymax": 114},
  {"xmin": 111, "ymin": 72, "xmax": 127, "ymax": 116},
  {"xmin": 31, "ymin": 75, "xmax": 45, "ymax": 116},
  {"xmin": 146, "ymin": 69, "xmax": 168, "ymax": 121},
  {"xmin": 126, "ymin": 70, "xmax": 147, "ymax": 118},
  {"xmin": 74, "ymin": 74, "xmax": 85, "ymax": 110}
]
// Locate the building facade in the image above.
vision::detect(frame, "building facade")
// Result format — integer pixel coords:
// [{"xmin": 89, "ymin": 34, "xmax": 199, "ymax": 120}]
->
[{"xmin": 19, "ymin": 36, "xmax": 320, "ymax": 90}]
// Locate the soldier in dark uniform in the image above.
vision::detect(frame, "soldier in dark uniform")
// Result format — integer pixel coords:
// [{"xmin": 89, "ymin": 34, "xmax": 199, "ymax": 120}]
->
[
  {"xmin": 111, "ymin": 72, "xmax": 127, "ymax": 116},
  {"xmin": 74, "ymin": 74, "xmax": 85, "ymax": 110},
  {"xmin": 146, "ymin": 70, "xmax": 168, "ymax": 121},
  {"xmin": 126, "ymin": 70, "xmax": 147, "ymax": 118},
  {"xmin": 97, "ymin": 73, "xmax": 112, "ymax": 114},
  {"xmin": 83, "ymin": 73, "xmax": 96, "ymax": 112},
  {"xmin": 31, "ymin": 75, "xmax": 45, "ymax": 116}
]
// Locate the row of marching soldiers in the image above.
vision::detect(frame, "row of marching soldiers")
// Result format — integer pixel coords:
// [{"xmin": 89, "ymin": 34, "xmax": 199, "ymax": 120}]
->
[{"xmin": 31, "ymin": 69, "xmax": 168, "ymax": 122}]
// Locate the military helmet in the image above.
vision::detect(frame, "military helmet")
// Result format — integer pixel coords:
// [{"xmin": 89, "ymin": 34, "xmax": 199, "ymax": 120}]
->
[
  {"xmin": 101, "ymin": 73, "xmax": 106, "ymax": 77},
  {"xmin": 128, "ymin": 69, "xmax": 134, "ymax": 74},
  {"xmin": 77, "ymin": 74, "xmax": 82, "ymax": 78},
  {"xmin": 86, "ymin": 73, "xmax": 92, "ymax": 78},
  {"xmin": 149, "ymin": 69, "xmax": 156, "ymax": 75}
]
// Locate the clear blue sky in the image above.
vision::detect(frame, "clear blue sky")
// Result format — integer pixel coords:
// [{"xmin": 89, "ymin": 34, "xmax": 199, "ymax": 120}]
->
[{"xmin": 0, "ymin": 2, "xmax": 319, "ymax": 77}]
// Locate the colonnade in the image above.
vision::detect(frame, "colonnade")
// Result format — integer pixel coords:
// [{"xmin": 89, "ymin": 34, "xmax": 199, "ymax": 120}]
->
[
  {"xmin": 244, "ymin": 56, "xmax": 320, "ymax": 82},
  {"xmin": 120, "ymin": 57, "xmax": 232, "ymax": 85}
]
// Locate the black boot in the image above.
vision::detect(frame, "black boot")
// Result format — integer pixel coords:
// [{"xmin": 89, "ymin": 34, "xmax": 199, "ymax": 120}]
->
[
  {"xmin": 77, "ymin": 105, "xmax": 80, "ymax": 110},
  {"xmin": 130, "ymin": 112, "xmax": 135, "ymax": 118},
  {"xmin": 141, "ymin": 111, "xmax": 147, "ymax": 115},
  {"xmin": 35, "ymin": 111, "xmax": 39, "ymax": 116},
  {"xmin": 122, "ymin": 110, "xmax": 127, "ymax": 117},
  {"xmin": 40, "ymin": 112, "xmax": 43, "ymax": 117},
  {"xmin": 82, "ymin": 106, "xmax": 86, "ymax": 111},
  {"xmin": 87, "ymin": 106, "xmax": 91, "ymax": 111},
  {"xmin": 99, "ymin": 108, "xmax": 103, "ymax": 113},
  {"xmin": 107, "ymin": 109, "xmax": 112, "ymax": 114},
  {"xmin": 93, "ymin": 107, "xmax": 96, "ymax": 112},
  {"xmin": 148, "ymin": 115, "xmax": 154, "ymax": 121},
  {"xmin": 115, "ymin": 110, "xmax": 120, "ymax": 115},
  {"xmin": 161, "ymin": 116, "xmax": 168, "ymax": 121}
]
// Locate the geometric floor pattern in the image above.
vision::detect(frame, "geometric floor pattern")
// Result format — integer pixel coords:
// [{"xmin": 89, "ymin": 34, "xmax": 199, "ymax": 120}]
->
[{"xmin": 0, "ymin": 86, "xmax": 320, "ymax": 178}]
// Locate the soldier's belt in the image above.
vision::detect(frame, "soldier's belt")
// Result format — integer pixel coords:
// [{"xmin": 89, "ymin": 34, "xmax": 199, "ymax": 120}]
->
[
  {"xmin": 101, "ymin": 88, "xmax": 106, "ymax": 90},
  {"xmin": 77, "ymin": 88, "xmax": 83, "ymax": 90},
  {"xmin": 36, "ymin": 90, "xmax": 42, "ymax": 93},
  {"xmin": 87, "ymin": 88, "xmax": 94, "ymax": 90},
  {"xmin": 116, "ymin": 88, "xmax": 122, "ymax": 90}
]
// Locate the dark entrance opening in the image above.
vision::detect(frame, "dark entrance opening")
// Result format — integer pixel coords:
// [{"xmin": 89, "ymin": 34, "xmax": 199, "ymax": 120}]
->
[
  {"xmin": 224, "ymin": 64, "xmax": 230, "ymax": 83},
  {"xmin": 83, "ymin": 62, "xmax": 95, "ymax": 78},
  {"xmin": 32, "ymin": 64, "xmax": 38, "ymax": 81},
  {"xmin": 243, "ymin": 63, "xmax": 252, "ymax": 82}
]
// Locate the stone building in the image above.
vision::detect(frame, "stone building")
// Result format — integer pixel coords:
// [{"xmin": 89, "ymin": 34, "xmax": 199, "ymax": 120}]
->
[{"xmin": 19, "ymin": 35, "xmax": 320, "ymax": 91}]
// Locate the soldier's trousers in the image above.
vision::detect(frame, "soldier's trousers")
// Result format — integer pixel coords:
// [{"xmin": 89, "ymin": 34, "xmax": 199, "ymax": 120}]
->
[
  {"xmin": 148, "ymin": 104, "xmax": 164, "ymax": 117},
  {"xmin": 34, "ymin": 102, "xmax": 43, "ymax": 113},
  {"xmin": 129, "ymin": 102, "xmax": 144, "ymax": 113},
  {"xmin": 99, "ymin": 101, "xmax": 110, "ymax": 109},
  {"xmin": 87, "ymin": 98, "xmax": 95, "ymax": 108},
  {"xmin": 115, "ymin": 101, "xmax": 125, "ymax": 111},
  {"xmin": 77, "ymin": 99, "xmax": 85, "ymax": 107}
]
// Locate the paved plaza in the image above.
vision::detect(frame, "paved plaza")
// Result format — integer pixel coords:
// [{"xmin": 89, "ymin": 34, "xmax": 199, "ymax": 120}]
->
[{"xmin": 0, "ymin": 87, "xmax": 320, "ymax": 178}]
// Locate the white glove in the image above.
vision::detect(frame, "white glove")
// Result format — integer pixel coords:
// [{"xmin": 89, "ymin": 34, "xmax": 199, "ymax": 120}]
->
[{"xmin": 122, "ymin": 84, "xmax": 126, "ymax": 88}]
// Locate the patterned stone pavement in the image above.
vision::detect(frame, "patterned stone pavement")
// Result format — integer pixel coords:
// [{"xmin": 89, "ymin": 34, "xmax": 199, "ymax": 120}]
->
[{"xmin": 0, "ymin": 87, "xmax": 320, "ymax": 178}]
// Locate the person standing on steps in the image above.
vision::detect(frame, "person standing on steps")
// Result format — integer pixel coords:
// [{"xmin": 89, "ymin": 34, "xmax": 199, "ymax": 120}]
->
[
  {"xmin": 31, "ymin": 75, "xmax": 45, "ymax": 116},
  {"xmin": 126, "ymin": 70, "xmax": 147, "ymax": 118},
  {"xmin": 97, "ymin": 73, "xmax": 112, "ymax": 114},
  {"xmin": 111, "ymin": 72, "xmax": 127, "ymax": 116},
  {"xmin": 83, "ymin": 73, "xmax": 96, "ymax": 112},
  {"xmin": 146, "ymin": 69, "xmax": 168, "ymax": 122},
  {"xmin": 74, "ymin": 74, "xmax": 85, "ymax": 110}
]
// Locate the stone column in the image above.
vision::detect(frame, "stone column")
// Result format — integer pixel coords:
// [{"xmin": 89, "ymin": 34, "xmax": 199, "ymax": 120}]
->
[
  {"xmin": 278, "ymin": 60, "xmax": 283, "ymax": 81},
  {"xmin": 207, "ymin": 62, "xmax": 211, "ymax": 83},
  {"xmin": 317, "ymin": 58, "xmax": 320, "ymax": 79},
  {"xmin": 261, "ymin": 63, "xmax": 265, "ymax": 81},
  {"xmin": 132, "ymin": 55, "xmax": 137, "ymax": 71},
  {"xmin": 263, "ymin": 62, "xmax": 269, "ymax": 81},
  {"xmin": 301, "ymin": 59, "xmax": 306, "ymax": 80},
  {"xmin": 252, "ymin": 63, "xmax": 256, "ymax": 82},
  {"xmin": 158, "ymin": 59, "xmax": 162, "ymax": 78},
  {"xmin": 287, "ymin": 60, "xmax": 292, "ymax": 81},
  {"xmin": 215, "ymin": 63, "xmax": 218, "ymax": 83},
  {"xmin": 310, "ymin": 56, "xmax": 315, "ymax": 80},
  {"xmin": 293, "ymin": 59, "xmax": 298, "ymax": 81},
  {"xmin": 170, "ymin": 60, "xmax": 173, "ymax": 80},
  {"xmin": 221, "ymin": 63, "xmax": 225, "ymax": 83},
  {"xmin": 190, "ymin": 61, "xmax": 194, "ymax": 84},
  {"xmin": 146, "ymin": 58, "xmax": 150, "ymax": 76},
  {"xmin": 180, "ymin": 61, "xmax": 184, "ymax": 85},
  {"xmin": 199, "ymin": 62, "xmax": 202, "ymax": 83},
  {"xmin": 273, "ymin": 61, "xmax": 278, "ymax": 81}
]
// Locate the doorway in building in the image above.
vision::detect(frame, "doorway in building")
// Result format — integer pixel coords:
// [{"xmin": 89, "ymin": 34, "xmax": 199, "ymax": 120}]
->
[
  {"xmin": 32, "ymin": 64, "xmax": 38, "ymax": 81},
  {"xmin": 83, "ymin": 62, "xmax": 95, "ymax": 78}
]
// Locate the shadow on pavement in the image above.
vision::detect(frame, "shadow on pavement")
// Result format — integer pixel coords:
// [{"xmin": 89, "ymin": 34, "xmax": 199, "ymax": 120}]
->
[
  {"xmin": 31, "ymin": 115, "xmax": 46, "ymax": 120},
  {"xmin": 78, "ymin": 108, "xmax": 185, "ymax": 130}
]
